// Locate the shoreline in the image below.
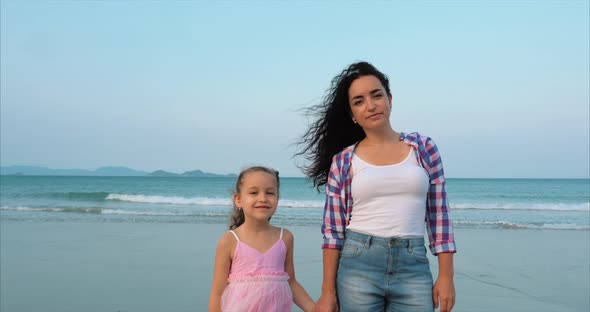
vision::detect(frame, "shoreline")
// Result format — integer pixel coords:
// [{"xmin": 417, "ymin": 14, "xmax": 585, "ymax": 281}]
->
[{"xmin": 1, "ymin": 220, "xmax": 588, "ymax": 311}]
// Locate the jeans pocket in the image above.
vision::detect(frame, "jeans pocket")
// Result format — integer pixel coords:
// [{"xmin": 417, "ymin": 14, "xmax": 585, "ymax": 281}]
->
[
  {"xmin": 411, "ymin": 245, "xmax": 430, "ymax": 264},
  {"xmin": 340, "ymin": 239, "xmax": 364, "ymax": 259}
]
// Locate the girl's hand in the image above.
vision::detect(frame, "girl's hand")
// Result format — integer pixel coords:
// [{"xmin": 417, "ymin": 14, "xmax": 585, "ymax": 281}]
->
[
  {"xmin": 313, "ymin": 293, "xmax": 338, "ymax": 312},
  {"xmin": 432, "ymin": 275, "xmax": 455, "ymax": 312}
]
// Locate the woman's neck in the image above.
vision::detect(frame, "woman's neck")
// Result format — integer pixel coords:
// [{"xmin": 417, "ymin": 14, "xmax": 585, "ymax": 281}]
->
[{"xmin": 362, "ymin": 127, "xmax": 399, "ymax": 146}]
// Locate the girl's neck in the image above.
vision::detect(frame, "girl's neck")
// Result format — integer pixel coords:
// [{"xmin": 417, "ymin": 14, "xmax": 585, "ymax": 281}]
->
[{"xmin": 240, "ymin": 219, "xmax": 273, "ymax": 233}]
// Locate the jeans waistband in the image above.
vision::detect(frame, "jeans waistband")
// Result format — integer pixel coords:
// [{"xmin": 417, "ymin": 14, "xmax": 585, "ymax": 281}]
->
[{"xmin": 345, "ymin": 230, "xmax": 425, "ymax": 248}]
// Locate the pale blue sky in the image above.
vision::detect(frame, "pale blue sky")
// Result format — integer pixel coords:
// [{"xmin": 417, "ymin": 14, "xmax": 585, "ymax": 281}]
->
[{"xmin": 1, "ymin": 1, "xmax": 589, "ymax": 178}]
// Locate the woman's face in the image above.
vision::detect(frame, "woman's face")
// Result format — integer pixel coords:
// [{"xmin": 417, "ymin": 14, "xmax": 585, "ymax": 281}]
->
[{"xmin": 348, "ymin": 75, "xmax": 392, "ymax": 130}]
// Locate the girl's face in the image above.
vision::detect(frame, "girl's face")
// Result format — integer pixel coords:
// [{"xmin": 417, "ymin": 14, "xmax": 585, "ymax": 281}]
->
[
  {"xmin": 233, "ymin": 171, "xmax": 278, "ymax": 222},
  {"xmin": 348, "ymin": 75, "xmax": 392, "ymax": 130}
]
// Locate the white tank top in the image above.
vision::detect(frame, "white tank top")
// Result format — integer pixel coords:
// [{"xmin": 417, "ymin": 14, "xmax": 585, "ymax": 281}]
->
[{"xmin": 347, "ymin": 148, "xmax": 430, "ymax": 238}]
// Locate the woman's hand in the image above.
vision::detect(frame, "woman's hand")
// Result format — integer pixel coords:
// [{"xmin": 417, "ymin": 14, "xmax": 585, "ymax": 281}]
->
[
  {"xmin": 432, "ymin": 275, "xmax": 455, "ymax": 312},
  {"xmin": 313, "ymin": 292, "xmax": 339, "ymax": 312}
]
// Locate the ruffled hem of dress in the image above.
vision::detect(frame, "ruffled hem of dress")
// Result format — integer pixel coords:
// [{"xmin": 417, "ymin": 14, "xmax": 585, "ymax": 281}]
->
[{"xmin": 228, "ymin": 271, "xmax": 289, "ymax": 283}]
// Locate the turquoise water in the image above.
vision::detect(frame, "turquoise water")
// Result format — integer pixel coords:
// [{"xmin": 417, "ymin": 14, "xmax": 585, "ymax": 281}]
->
[{"xmin": 1, "ymin": 176, "xmax": 588, "ymax": 230}]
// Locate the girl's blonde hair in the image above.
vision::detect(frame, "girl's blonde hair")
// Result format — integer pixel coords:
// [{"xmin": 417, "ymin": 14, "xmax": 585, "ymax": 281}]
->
[{"xmin": 229, "ymin": 166, "xmax": 280, "ymax": 230}]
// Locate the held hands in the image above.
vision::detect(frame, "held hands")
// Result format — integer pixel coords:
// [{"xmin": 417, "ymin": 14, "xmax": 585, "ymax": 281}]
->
[
  {"xmin": 433, "ymin": 275, "xmax": 455, "ymax": 312},
  {"xmin": 312, "ymin": 293, "xmax": 338, "ymax": 312}
]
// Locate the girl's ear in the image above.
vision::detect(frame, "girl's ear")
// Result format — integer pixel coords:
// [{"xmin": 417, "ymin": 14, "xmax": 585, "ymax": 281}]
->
[{"xmin": 233, "ymin": 193, "xmax": 241, "ymax": 208}]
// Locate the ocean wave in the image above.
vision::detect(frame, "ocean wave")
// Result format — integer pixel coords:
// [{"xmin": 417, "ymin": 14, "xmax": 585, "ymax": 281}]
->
[
  {"xmin": 279, "ymin": 199, "xmax": 323, "ymax": 208},
  {"xmin": 102, "ymin": 194, "xmax": 590, "ymax": 211},
  {"xmin": 455, "ymin": 220, "xmax": 590, "ymax": 230},
  {"xmin": 106, "ymin": 194, "xmax": 231, "ymax": 205},
  {"xmin": 452, "ymin": 202, "xmax": 589, "ymax": 212},
  {"xmin": 0, "ymin": 206, "xmax": 228, "ymax": 217},
  {"xmin": 2, "ymin": 206, "xmax": 588, "ymax": 230},
  {"xmin": 0, "ymin": 206, "xmax": 104, "ymax": 214},
  {"xmin": 29, "ymin": 191, "xmax": 111, "ymax": 201},
  {"xmin": 14, "ymin": 191, "xmax": 588, "ymax": 212},
  {"xmin": 106, "ymin": 194, "xmax": 325, "ymax": 208}
]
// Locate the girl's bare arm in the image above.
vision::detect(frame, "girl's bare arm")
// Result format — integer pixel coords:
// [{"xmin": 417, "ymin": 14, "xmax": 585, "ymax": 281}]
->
[
  {"xmin": 284, "ymin": 229, "xmax": 315, "ymax": 312},
  {"xmin": 208, "ymin": 233, "xmax": 233, "ymax": 312}
]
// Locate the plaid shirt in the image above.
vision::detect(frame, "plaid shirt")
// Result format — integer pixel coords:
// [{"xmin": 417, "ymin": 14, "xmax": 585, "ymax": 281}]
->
[{"xmin": 322, "ymin": 132, "xmax": 457, "ymax": 255}]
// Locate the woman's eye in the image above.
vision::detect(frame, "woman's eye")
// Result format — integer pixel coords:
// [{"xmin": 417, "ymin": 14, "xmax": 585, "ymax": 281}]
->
[{"xmin": 374, "ymin": 93, "xmax": 382, "ymax": 98}]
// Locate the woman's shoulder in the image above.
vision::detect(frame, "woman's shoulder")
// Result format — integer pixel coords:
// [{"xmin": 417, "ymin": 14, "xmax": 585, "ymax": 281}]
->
[
  {"xmin": 402, "ymin": 131, "xmax": 437, "ymax": 148},
  {"xmin": 331, "ymin": 143, "xmax": 357, "ymax": 163},
  {"xmin": 337, "ymin": 143, "xmax": 357, "ymax": 156}
]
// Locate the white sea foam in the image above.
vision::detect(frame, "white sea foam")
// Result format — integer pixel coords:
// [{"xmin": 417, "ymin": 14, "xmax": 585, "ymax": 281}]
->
[
  {"xmin": 454, "ymin": 220, "xmax": 590, "ymax": 230},
  {"xmin": 105, "ymin": 194, "xmax": 231, "ymax": 205},
  {"xmin": 0, "ymin": 206, "xmax": 228, "ymax": 217},
  {"xmin": 279, "ymin": 199, "xmax": 324, "ymax": 208},
  {"xmin": 452, "ymin": 202, "xmax": 589, "ymax": 211},
  {"xmin": 104, "ymin": 193, "xmax": 325, "ymax": 208},
  {"xmin": 103, "ymin": 193, "xmax": 590, "ymax": 211},
  {"xmin": 100, "ymin": 209, "xmax": 225, "ymax": 217}
]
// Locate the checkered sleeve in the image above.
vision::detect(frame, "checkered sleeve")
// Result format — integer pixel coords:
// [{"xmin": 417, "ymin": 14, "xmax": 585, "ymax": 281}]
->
[
  {"xmin": 321, "ymin": 154, "xmax": 347, "ymax": 249},
  {"xmin": 424, "ymin": 137, "xmax": 457, "ymax": 255}
]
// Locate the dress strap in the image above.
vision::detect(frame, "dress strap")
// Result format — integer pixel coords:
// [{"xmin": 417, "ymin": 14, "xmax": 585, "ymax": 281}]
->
[
  {"xmin": 279, "ymin": 227, "xmax": 284, "ymax": 239},
  {"xmin": 228, "ymin": 230, "xmax": 240, "ymax": 242}
]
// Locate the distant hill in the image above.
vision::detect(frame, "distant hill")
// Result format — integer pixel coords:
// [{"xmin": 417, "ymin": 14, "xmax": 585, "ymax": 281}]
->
[
  {"xmin": 146, "ymin": 170, "xmax": 179, "ymax": 177},
  {"xmin": 181, "ymin": 170, "xmax": 236, "ymax": 177},
  {"xmin": 148, "ymin": 169, "xmax": 236, "ymax": 177},
  {"xmin": 0, "ymin": 166, "xmax": 235, "ymax": 177}
]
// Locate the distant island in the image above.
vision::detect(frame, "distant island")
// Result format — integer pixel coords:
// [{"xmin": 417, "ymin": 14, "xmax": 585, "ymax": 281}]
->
[{"xmin": 0, "ymin": 166, "xmax": 236, "ymax": 177}]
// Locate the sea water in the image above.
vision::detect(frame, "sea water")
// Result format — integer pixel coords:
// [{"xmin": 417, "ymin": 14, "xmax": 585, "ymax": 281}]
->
[{"xmin": 1, "ymin": 176, "xmax": 588, "ymax": 230}]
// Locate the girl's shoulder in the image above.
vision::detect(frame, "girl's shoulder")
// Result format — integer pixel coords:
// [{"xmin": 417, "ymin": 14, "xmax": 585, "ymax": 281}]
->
[
  {"xmin": 277, "ymin": 227, "xmax": 295, "ymax": 249},
  {"xmin": 217, "ymin": 230, "xmax": 238, "ymax": 249},
  {"xmin": 278, "ymin": 226, "xmax": 294, "ymax": 240}
]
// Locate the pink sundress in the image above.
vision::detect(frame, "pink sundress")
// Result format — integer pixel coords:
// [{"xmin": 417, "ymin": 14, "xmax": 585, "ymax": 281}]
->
[{"xmin": 220, "ymin": 228, "xmax": 292, "ymax": 312}]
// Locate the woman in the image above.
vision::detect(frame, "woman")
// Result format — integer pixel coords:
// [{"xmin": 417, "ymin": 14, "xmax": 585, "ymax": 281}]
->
[{"xmin": 297, "ymin": 61, "xmax": 456, "ymax": 312}]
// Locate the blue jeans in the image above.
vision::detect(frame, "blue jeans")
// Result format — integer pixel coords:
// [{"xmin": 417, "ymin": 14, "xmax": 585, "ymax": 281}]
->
[{"xmin": 337, "ymin": 230, "xmax": 434, "ymax": 312}]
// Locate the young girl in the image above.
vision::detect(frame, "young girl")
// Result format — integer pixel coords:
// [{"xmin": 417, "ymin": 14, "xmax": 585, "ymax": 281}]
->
[{"xmin": 208, "ymin": 166, "xmax": 315, "ymax": 312}]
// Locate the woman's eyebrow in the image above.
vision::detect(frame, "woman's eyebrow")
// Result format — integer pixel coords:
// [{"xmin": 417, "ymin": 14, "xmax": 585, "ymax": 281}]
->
[{"xmin": 351, "ymin": 88, "xmax": 383, "ymax": 101}]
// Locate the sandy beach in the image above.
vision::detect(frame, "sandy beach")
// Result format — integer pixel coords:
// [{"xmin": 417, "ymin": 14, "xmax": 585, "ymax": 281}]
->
[{"xmin": 1, "ymin": 220, "xmax": 588, "ymax": 312}]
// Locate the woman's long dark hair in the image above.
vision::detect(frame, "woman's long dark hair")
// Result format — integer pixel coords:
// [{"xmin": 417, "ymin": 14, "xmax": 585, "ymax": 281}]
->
[
  {"xmin": 229, "ymin": 166, "xmax": 280, "ymax": 230},
  {"xmin": 295, "ymin": 61, "xmax": 391, "ymax": 190}
]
